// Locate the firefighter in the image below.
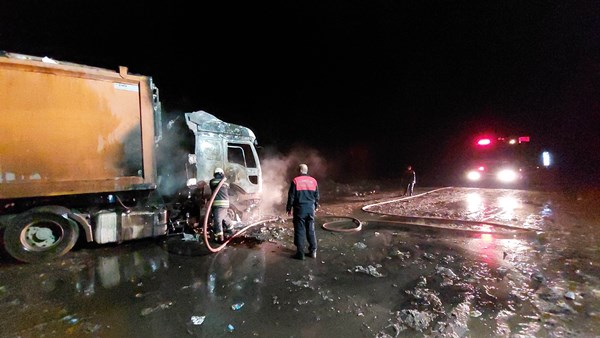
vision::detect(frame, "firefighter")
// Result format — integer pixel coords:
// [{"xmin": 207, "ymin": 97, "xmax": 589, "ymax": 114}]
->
[
  {"xmin": 209, "ymin": 167, "xmax": 234, "ymax": 243},
  {"xmin": 286, "ymin": 163, "xmax": 320, "ymax": 260}
]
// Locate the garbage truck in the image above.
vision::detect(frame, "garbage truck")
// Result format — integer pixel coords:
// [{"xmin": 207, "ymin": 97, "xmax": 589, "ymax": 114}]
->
[{"xmin": 0, "ymin": 51, "xmax": 263, "ymax": 263}]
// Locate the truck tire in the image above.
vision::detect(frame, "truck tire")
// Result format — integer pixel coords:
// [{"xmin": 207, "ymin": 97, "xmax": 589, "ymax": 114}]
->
[{"xmin": 4, "ymin": 212, "xmax": 80, "ymax": 263}]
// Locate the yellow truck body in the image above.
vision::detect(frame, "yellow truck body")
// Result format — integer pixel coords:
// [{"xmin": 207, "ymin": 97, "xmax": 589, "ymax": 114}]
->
[{"xmin": 0, "ymin": 53, "xmax": 159, "ymax": 199}]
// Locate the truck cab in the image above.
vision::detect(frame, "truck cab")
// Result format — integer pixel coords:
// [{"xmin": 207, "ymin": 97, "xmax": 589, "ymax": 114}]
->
[{"xmin": 184, "ymin": 111, "xmax": 262, "ymax": 218}]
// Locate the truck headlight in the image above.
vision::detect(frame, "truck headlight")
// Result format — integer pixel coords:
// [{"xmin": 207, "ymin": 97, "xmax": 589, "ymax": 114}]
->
[
  {"xmin": 467, "ymin": 171, "xmax": 481, "ymax": 181},
  {"xmin": 497, "ymin": 169, "xmax": 518, "ymax": 183}
]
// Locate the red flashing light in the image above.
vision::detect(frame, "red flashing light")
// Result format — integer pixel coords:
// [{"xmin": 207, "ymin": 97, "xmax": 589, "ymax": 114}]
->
[{"xmin": 518, "ymin": 136, "xmax": 530, "ymax": 143}]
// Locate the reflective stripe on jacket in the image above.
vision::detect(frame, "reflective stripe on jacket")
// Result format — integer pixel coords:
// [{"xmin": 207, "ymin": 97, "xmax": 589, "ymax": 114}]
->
[{"xmin": 209, "ymin": 177, "xmax": 230, "ymax": 208}]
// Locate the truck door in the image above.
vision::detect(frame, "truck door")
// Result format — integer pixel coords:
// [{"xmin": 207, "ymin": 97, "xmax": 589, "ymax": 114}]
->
[{"xmin": 227, "ymin": 142, "xmax": 261, "ymax": 192}]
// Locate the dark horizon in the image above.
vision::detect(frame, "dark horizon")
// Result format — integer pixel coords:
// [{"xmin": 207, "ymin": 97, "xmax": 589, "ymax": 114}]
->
[{"xmin": 1, "ymin": 1, "xmax": 598, "ymax": 186}]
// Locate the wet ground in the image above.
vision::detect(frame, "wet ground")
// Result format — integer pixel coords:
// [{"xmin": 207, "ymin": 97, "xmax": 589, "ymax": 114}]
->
[{"xmin": 1, "ymin": 182, "xmax": 599, "ymax": 337}]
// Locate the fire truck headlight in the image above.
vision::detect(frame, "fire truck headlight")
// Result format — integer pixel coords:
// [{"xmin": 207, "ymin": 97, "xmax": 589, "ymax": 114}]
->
[
  {"xmin": 497, "ymin": 169, "xmax": 518, "ymax": 183},
  {"xmin": 467, "ymin": 171, "xmax": 481, "ymax": 181}
]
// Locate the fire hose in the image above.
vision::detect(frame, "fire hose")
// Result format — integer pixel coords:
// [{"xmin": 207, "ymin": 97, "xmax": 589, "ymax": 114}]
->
[
  {"xmin": 201, "ymin": 183, "xmax": 537, "ymax": 253},
  {"xmin": 200, "ymin": 176, "xmax": 279, "ymax": 253},
  {"xmin": 320, "ymin": 187, "xmax": 539, "ymax": 235}
]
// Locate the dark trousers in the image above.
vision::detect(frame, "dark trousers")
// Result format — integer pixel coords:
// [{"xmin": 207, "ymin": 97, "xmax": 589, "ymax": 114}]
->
[
  {"xmin": 211, "ymin": 207, "xmax": 232, "ymax": 235},
  {"xmin": 293, "ymin": 208, "xmax": 317, "ymax": 254}
]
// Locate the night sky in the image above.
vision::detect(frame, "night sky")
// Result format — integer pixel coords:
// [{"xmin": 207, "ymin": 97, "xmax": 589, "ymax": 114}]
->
[{"xmin": 2, "ymin": 1, "xmax": 599, "ymax": 184}]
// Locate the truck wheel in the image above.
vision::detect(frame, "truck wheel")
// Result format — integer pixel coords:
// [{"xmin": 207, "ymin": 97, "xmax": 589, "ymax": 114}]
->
[{"xmin": 4, "ymin": 212, "xmax": 80, "ymax": 263}]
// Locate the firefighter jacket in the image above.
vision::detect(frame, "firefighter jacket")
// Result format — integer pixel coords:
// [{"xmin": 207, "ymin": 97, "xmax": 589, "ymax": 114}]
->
[
  {"xmin": 209, "ymin": 174, "xmax": 230, "ymax": 209},
  {"xmin": 286, "ymin": 174, "xmax": 320, "ymax": 213}
]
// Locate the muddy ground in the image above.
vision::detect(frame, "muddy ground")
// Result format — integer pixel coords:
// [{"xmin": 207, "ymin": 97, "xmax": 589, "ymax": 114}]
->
[{"xmin": 1, "ymin": 181, "xmax": 599, "ymax": 337}]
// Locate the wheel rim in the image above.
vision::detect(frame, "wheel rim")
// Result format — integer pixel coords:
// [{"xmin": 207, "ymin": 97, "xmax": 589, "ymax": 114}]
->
[{"xmin": 19, "ymin": 220, "xmax": 64, "ymax": 251}]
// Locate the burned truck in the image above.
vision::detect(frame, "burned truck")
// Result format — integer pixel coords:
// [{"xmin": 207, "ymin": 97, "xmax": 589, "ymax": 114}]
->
[{"xmin": 0, "ymin": 52, "xmax": 262, "ymax": 263}]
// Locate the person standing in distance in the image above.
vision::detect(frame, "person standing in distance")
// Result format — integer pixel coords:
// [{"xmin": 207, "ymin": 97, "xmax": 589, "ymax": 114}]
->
[
  {"xmin": 401, "ymin": 165, "xmax": 416, "ymax": 196},
  {"xmin": 286, "ymin": 163, "xmax": 320, "ymax": 260},
  {"xmin": 209, "ymin": 167, "xmax": 234, "ymax": 243}
]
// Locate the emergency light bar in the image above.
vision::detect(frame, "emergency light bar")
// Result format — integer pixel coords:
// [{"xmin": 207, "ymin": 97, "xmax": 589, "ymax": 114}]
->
[{"xmin": 475, "ymin": 135, "xmax": 530, "ymax": 147}]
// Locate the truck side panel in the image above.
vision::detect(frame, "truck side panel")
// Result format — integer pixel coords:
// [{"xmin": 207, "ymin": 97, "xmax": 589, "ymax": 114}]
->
[{"xmin": 0, "ymin": 57, "xmax": 157, "ymax": 199}]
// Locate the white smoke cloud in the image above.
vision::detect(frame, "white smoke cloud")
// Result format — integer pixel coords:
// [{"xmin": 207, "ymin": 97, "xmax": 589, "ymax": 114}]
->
[{"xmin": 257, "ymin": 144, "xmax": 328, "ymax": 217}]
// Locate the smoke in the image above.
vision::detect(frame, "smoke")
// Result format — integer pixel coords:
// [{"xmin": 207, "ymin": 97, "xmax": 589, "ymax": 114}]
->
[
  {"xmin": 156, "ymin": 114, "xmax": 195, "ymax": 197},
  {"xmin": 257, "ymin": 144, "xmax": 328, "ymax": 217},
  {"xmin": 154, "ymin": 111, "xmax": 330, "ymax": 219}
]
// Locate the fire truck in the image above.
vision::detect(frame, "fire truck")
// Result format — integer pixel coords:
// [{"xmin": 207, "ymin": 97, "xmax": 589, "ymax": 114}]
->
[{"xmin": 462, "ymin": 134, "xmax": 552, "ymax": 188}]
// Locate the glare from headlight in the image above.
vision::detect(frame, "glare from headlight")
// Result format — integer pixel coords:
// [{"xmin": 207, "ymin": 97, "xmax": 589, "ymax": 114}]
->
[
  {"xmin": 467, "ymin": 171, "xmax": 481, "ymax": 181},
  {"xmin": 497, "ymin": 169, "xmax": 518, "ymax": 182}
]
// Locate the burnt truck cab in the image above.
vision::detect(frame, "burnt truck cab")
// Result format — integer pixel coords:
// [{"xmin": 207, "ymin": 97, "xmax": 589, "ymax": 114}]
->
[{"xmin": 183, "ymin": 110, "xmax": 262, "ymax": 219}]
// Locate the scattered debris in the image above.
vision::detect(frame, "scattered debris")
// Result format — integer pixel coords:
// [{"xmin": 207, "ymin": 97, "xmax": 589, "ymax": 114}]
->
[
  {"xmin": 140, "ymin": 302, "xmax": 173, "ymax": 316},
  {"xmin": 231, "ymin": 302, "xmax": 245, "ymax": 310},
  {"xmin": 351, "ymin": 265, "xmax": 385, "ymax": 277},
  {"xmin": 191, "ymin": 316, "xmax": 205, "ymax": 326}
]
